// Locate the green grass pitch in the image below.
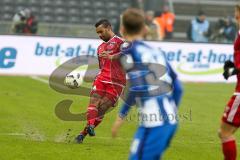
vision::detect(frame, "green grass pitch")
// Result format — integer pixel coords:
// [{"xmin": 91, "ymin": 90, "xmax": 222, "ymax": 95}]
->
[{"xmin": 1, "ymin": 76, "xmax": 240, "ymax": 160}]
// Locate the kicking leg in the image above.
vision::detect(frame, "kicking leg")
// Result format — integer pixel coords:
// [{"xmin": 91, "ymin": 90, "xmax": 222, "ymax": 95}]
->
[
  {"xmin": 86, "ymin": 93, "xmax": 103, "ymax": 136},
  {"xmin": 93, "ymin": 96, "xmax": 115, "ymax": 128},
  {"xmin": 76, "ymin": 93, "xmax": 102, "ymax": 143}
]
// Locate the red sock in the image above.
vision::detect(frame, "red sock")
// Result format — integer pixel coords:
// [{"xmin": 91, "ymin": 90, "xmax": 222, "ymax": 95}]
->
[
  {"xmin": 94, "ymin": 117, "xmax": 104, "ymax": 128},
  {"xmin": 222, "ymin": 139, "xmax": 237, "ymax": 160},
  {"xmin": 87, "ymin": 104, "xmax": 98, "ymax": 126},
  {"xmin": 80, "ymin": 127, "xmax": 88, "ymax": 136}
]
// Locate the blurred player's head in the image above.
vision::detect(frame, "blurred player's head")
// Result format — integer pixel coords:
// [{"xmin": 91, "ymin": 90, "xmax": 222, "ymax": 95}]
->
[
  {"xmin": 145, "ymin": 10, "xmax": 154, "ymax": 22},
  {"xmin": 163, "ymin": 5, "xmax": 170, "ymax": 13},
  {"xmin": 23, "ymin": 8, "xmax": 31, "ymax": 19},
  {"xmin": 197, "ymin": 10, "xmax": 206, "ymax": 22},
  {"xmin": 235, "ymin": 5, "xmax": 240, "ymax": 24},
  {"xmin": 120, "ymin": 8, "xmax": 146, "ymax": 40},
  {"xmin": 95, "ymin": 19, "xmax": 114, "ymax": 42}
]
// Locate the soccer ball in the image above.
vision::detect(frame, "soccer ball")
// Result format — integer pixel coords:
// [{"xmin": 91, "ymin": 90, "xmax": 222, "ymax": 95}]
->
[{"xmin": 64, "ymin": 71, "xmax": 83, "ymax": 89}]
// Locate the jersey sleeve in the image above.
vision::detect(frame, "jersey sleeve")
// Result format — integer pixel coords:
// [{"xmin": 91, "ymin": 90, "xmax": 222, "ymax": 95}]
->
[
  {"xmin": 118, "ymin": 90, "xmax": 136, "ymax": 118},
  {"xmin": 97, "ymin": 46, "xmax": 101, "ymax": 69},
  {"xmin": 114, "ymin": 37, "xmax": 124, "ymax": 55},
  {"xmin": 234, "ymin": 51, "xmax": 240, "ymax": 69},
  {"xmin": 172, "ymin": 78, "xmax": 183, "ymax": 107},
  {"xmin": 166, "ymin": 62, "xmax": 177, "ymax": 80},
  {"xmin": 167, "ymin": 62, "xmax": 183, "ymax": 107}
]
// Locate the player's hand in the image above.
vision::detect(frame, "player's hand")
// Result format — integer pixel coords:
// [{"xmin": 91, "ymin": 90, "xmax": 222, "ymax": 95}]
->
[
  {"xmin": 223, "ymin": 68, "xmax": 236, "ymax": 80},
  {"xmin": 223, "ymin": 69, "xmax": 230, "ymax": 80},
  {"xmin": 222, "ymin": 60, "xmax": 239, "ymax": 80},
  {"xmin": 223, "ymin": 60, "xmax": 235, "ymax": 70},
  {"xmin": 99, "ymin": 51, "xmax": 112, "ymax": 59}
]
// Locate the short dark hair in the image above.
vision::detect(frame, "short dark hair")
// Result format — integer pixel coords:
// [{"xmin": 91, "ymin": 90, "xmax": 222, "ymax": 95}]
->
[
  {"xmin": 95, "ymin": 19, "xmax": 112, "ymax": 28},
  {"xmin": 122, "ymin": 8, "xmax": 145, "ymax": 35},
  {"xmin": 198, "ymin": 10, "xmax": 205, "ymax": 16}
]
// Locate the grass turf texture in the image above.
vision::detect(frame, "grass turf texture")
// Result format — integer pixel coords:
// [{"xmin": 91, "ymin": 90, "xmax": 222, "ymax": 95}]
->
[{"xmin": 0, "ymin": 76, "xmax": 240, "ymax": 160}]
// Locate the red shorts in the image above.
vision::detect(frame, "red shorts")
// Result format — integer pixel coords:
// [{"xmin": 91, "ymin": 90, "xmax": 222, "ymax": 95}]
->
[
  {"xmin": 90, "ymin": 79, "xmax": 124, "ymax": 104},
  {"xmin": 222, "ymin": 95, "xmax": 240, "ymax": 127}
]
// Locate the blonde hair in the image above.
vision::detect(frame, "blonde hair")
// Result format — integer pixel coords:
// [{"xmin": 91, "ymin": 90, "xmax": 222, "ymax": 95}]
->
[
  {"xmin": 236, "ymin": 4, "xmax": 240, "ymax": 12},
  {"xmin": 122, "ymin": 8, "xmax": 145, "ymax": 35}
]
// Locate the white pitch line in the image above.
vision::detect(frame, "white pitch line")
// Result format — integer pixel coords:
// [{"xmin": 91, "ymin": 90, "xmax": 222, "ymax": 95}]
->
[
  {"xmin": 30, "ymin": 76, "xmax": 68, "ymax": 90},
  {"xmin": 30, "ymin": 76, "xmax": 48, "ymax": 84},
  {"xmin": 0, "ymin": 133, "xmax": 25, "ymax": 136}
]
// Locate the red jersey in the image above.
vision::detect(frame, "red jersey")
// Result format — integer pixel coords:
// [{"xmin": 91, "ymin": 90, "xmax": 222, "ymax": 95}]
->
[
  {"xmin": 234, "ymin": 32, "xmax": 240, "ymax": 92},
  {"xmin": 96, "ymin": 36, "xmax": 126, "ymax": 86}
]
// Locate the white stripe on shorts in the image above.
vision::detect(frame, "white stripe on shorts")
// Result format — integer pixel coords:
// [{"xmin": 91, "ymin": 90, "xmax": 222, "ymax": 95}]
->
[
  {"xmin": 88, "ymin": 107, "xmax": 98, "ymax": 111},
  {"xmin": 234, "ymin": 92, "xmax": 240, "ymax": 96},
  {"xmin": 227, "ymin": 95, "xmax": 240, "ymax": 122},
  {"xmin": 100, "ymin": 80, "xmax": 125, "ymax": 88}
]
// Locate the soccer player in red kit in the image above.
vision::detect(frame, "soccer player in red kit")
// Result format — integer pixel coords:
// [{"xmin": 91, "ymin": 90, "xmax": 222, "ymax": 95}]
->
[
  {"xmin": 75, "ymin": 19, "xmax": 126, "ymax": 143},
  {"xmin": 219, "ymin": 5, "xmax": 240, "ymax": 160}
]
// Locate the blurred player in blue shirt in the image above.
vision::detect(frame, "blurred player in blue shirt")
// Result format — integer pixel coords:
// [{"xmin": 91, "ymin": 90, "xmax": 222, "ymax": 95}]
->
[{"xmin": 111, "ymin": 8, "xmax": 183, "ymax": 160}]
